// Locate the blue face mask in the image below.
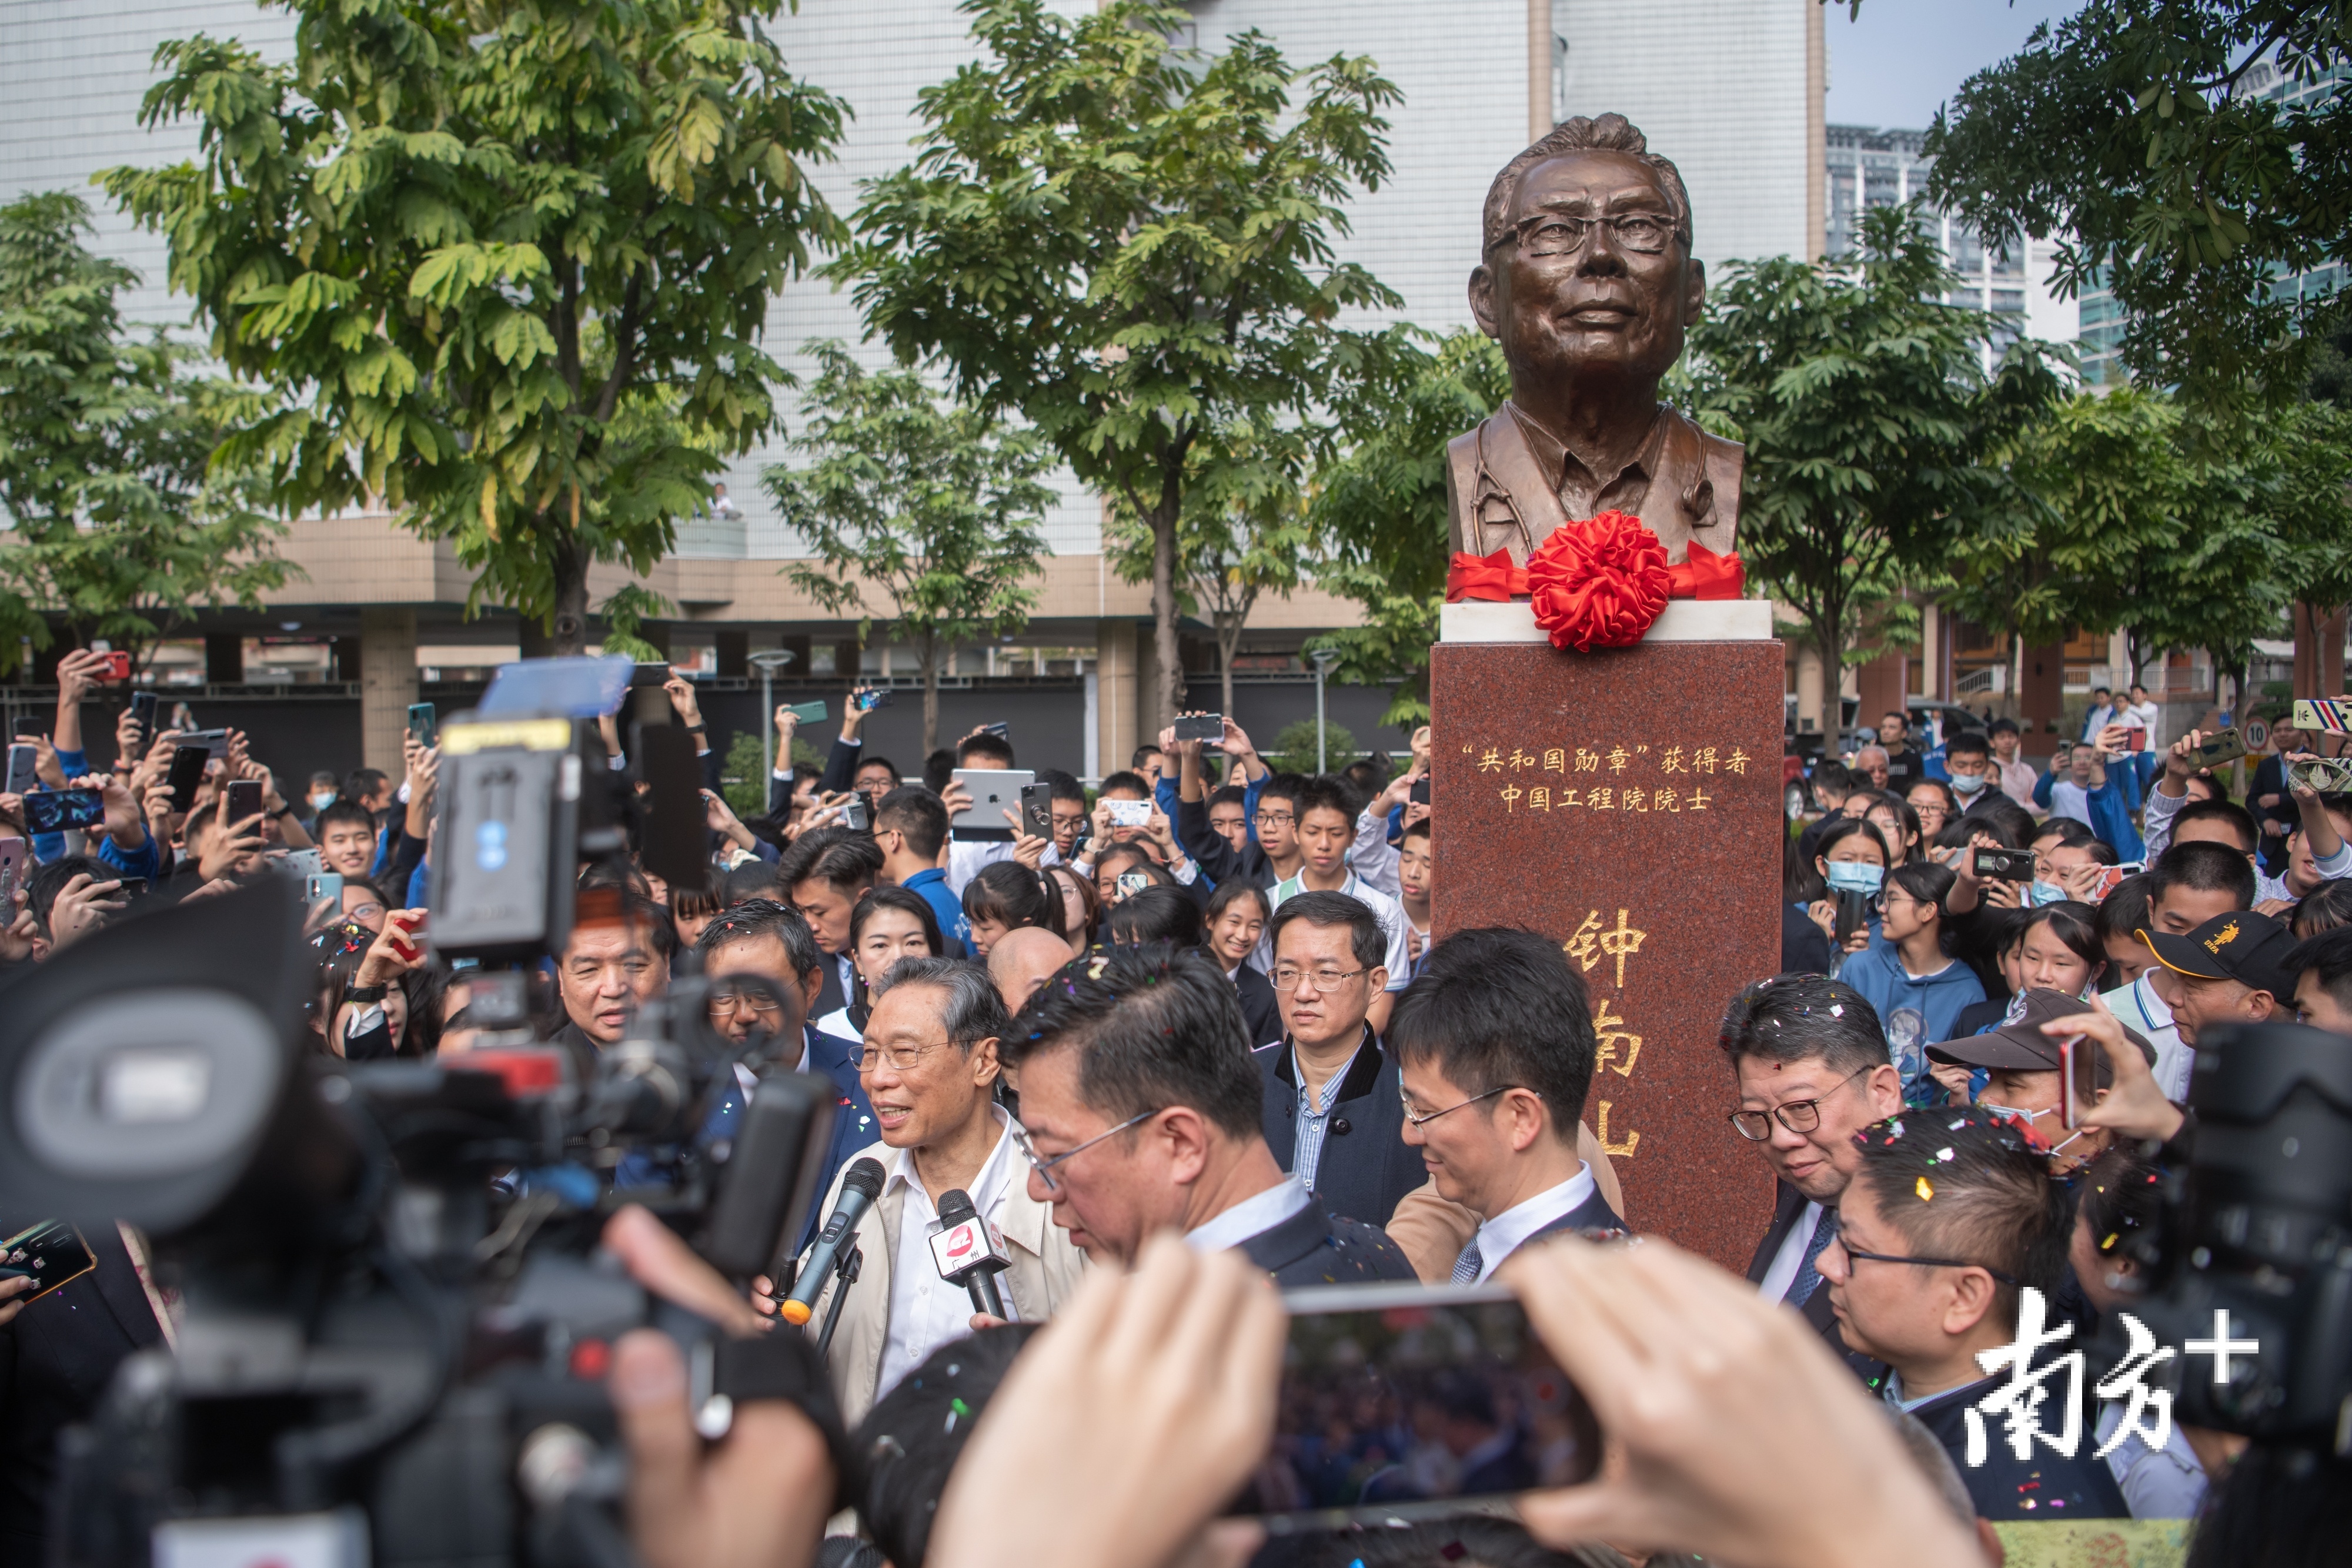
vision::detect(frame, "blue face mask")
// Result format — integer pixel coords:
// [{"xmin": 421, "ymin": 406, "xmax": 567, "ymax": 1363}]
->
[
  {"xmin": 1825, "ymin": 861, "xmax": 1884, "ymax": 895},
  {"xmin": 2028, "ymin": 880, "xmax": 2068, "ymax": 907},
  {"xmin": 1947, "ymin": 770, "xmax": 1987, "ymax": 795},
  {"xmin": 309, "ymin": 791, "xmax": 337, "ymax": 812}
]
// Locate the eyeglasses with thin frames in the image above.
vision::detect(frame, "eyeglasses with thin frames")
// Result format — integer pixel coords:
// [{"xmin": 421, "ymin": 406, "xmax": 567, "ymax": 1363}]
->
[
  {"xmin": 1399, "ymin": 1084, "xmax": 1532, "ymax": 1129},
  {"xmin": 854, "ymin": 1037, "xmax": 972, "ymax": 1074},
  {"xmin": 1272, "ymin": 965, "xmax": 1369, "ymax": 994},
  {"xmin": 1727, "ymin": 1064, "xmax": 1873, "ymax": 1141},
  {"xmin": 1499, "ymin": 211, "xmax": 1682, "ymax": 259},
  {"xmin": 1834, "ymin": 1239, "xmax": 2020, "ymax": 1288},
  {"xmin": 1010, "ymin": 1109, "xmax": 1161, "ymax": 1193}
]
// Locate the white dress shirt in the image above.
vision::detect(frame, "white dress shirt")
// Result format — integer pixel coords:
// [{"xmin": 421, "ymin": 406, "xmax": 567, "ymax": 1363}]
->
[
  {"xmin": 877, "ymin": 1109, "xmax": 1020, "ymax": 1396},
  {"xmin": 2103, "ymin": 974, "xmax": 2190, "ymax": 1102},
  {"xmin": 1755, "ymin": 1197, "xmax": 1827, "ymax": 1303},
  {"xmin": 1184, "ymin": 1175, "xmax": 1314, "ymax": 1255},
  {"xmin": 1465, "ymin": 1164, "xmax": 1598, "ymax": 1283}
]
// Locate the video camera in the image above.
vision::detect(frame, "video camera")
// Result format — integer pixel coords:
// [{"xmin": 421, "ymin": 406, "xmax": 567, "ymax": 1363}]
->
[
  {"xmin": 2104, "ymin": 1019, "xmax": 2352, "ymax": 1450},
  {"xmin": 0, "ymin": 658, "xmax": 847, "ymax": 1568}
]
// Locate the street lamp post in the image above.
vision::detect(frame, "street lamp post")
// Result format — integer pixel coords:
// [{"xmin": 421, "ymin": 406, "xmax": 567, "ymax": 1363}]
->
[
  {"xmin": 1308, "ymin": 647, "xmax": 1340, "ymax": 775},
  {"xmin": 749, "ymin": 649, "xmax": 797, "ymax": 784}
]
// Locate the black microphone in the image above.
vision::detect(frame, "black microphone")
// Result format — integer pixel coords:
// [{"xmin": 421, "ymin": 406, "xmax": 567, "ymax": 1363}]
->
[
  {"xmin": 780, "ymin": 1156, "xmax": 885, "ymax": 1327},
  {"xmin": 928, "ymin": 1187, "xmax": 1011, "ymax": 1320}
]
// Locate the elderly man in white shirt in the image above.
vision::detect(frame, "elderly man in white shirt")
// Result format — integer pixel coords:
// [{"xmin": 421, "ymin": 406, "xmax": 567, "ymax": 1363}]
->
[{"xmin": 789, "ymin": 956, "xmax": 1084, "ymax": 1426}]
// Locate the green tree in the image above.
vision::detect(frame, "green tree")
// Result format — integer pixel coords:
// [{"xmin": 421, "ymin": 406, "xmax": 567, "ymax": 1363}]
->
[
  {"xmin": 1925, "ymin": 0, "xmax": 2352, "ymax": 409},
  {"xmin": 767, "ymin": 342, "xmax": 1054, "ymax": 753},
  {"xmin": 1682, "ymin": 203, "xmax": 2062, "ymax": 737},
  {"xmin": 101, "ymin": 0, "xmax": 846, "ymax": 654},
  {"xmin": 832, "ymin": 0, "xmax": 1402, "ymax": 738},
  {"xmin": 1105, "ymin": 417, "xmax": 1311, "ymax": 720},
  {"xmin": 1267, "ymin": 717, "xmax": 1355, "ymax": 777},
  {"xmin": 0, "ymin": 190, "xmax": 291, "ymax": 672},
  {"xmin": 1307, "ymin": 326, "xmax": 1511, "ymax": 726}
]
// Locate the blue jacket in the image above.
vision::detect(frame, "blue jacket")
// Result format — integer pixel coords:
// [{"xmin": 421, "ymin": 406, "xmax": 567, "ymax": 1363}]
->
[
  {"xmin": 2033, "ymin": 765, "xmax": 2145, "ymax": 860},
  {"xmin": 901, "ymin": 867, "xmax": 971, "ymax": 957},
  {"xmin": 1836, "ymin": 938, "xmax": 1986, "ymax": 1102}
]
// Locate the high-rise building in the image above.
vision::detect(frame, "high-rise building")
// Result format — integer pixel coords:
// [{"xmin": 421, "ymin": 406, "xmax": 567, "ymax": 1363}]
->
[{"xmin": 1, "ymin": 0, "xmax": 1821, "ymax": 777}]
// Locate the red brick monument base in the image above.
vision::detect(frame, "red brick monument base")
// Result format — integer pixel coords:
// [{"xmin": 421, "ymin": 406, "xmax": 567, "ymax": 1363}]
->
[{"xmin": 1430, "ymin": 613, "xmax": 1782, "ymax": 1273}]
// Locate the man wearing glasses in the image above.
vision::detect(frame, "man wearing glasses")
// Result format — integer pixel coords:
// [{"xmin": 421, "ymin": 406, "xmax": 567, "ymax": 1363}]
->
[
  {"xmin": 1389, "ymin": 928, "xmax": 1621, "ymax": 1282},
  {"xmin": 1718, "ymin": 975, "xmax": 1902, "ymax": 1377},
  {"xmin": 788, "ymin": 957, "xmax": 1083, "ymax": 1426},
  {"xmin": 1252, "ymin": 892, "xmax": 1425, "ymax": 1229},
  {"xmin": 692, "ymin": 900, "xmax": 877, "ymax": 1246},
  {"xmin": 998, "ymin": 945, "xmax": 1414, "ymax": 1285},
  {"xmin": 1816, "ymin": 1109, "xmax": 2127, "ymax": 1520}
]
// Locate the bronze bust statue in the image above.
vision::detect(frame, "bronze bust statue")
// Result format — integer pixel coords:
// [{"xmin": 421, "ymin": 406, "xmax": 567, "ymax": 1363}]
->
[{"xmin": 1450, "ymin": 114, "xmax": 1742, "ymax": 571}]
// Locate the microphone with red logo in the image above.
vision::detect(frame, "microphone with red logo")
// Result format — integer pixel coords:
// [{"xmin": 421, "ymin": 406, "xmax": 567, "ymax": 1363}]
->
[{"xmin": 928, "ymin": 1188, "xmax": 1011, "ymax": 1320}]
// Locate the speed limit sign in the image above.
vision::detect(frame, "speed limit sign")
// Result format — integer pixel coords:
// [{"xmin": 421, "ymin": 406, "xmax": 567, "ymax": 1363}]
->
[{"xmin": 2245, "ymin": 717, "xmax": 2270, "ymax": 751}]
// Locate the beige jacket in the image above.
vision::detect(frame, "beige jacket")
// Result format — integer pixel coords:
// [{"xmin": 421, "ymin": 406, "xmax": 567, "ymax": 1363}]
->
[{"xmin": 797, "ymin": 1132, "xmax": 1088, "ymax": 1427}]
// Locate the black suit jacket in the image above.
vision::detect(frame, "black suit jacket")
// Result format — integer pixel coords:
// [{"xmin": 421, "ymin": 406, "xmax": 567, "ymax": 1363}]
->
[
  {"xmin": 1237, "ymin": 1192, "xmax": 1418, "ymax": 1288},
  {"xmin": 0, "ymin": 1226, "xmax": 164, "ymax": 1563},
  {"xmin": 1254, "ymin": 1029, "xmax": 1426, "ymax": 1229},
  {"xmin": 1231, "ymin": 963, "xmax": 1281, "ymax": 1049},
  {"xmin": 1745, "ymin": 1180, "xmax": 1888, "ymax": 1387},
  {"xmin": 1910, "ymin": 1376, "xmax": 2129, "ymax": 1520}
]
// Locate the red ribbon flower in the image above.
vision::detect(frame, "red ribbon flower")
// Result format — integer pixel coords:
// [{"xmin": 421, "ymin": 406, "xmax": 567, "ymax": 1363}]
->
[{"xmin": 1525, "ymin": 510, "xmax": 1671, "ymax": 651}]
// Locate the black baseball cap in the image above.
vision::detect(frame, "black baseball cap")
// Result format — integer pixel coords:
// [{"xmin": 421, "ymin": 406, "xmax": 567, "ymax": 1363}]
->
[
  {"xmin": 1927, "ymin": 987, "xmax": 2156, "ymax": 1085},
  {"xmin": 2140, "ymin": 910, "xmax": 2298, "ymax": 1002}
]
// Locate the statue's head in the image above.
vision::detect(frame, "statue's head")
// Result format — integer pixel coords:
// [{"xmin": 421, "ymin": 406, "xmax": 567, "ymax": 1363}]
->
[{"xmin": 1469, "ymin": 114, "xmax": 1703, "ymax": 394}]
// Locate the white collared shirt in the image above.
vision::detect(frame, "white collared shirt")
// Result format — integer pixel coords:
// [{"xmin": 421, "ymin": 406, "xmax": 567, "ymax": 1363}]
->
[
  {"xmin": 2103, "ymin": 973, "xmax": 2190, "ymax": 1102},
  {"xmin": 878, "ymin": 1109, "xmax": 1020, "ymax": 1396},
  {"xmin": 1755, "ymin": 1198, "xmax": 1827, "ymax": 1303},
  {"xmin": 1261, "ymin": 870, "xmax": 1414, "ymax": 991},
  {"xmin": 1466, "ymin": 1163, "xmax": 1598, "ymax": 1282},
  {"xmin": 1184, "ymin": 1175, "xmax": 1314, "ymax": 1255}
]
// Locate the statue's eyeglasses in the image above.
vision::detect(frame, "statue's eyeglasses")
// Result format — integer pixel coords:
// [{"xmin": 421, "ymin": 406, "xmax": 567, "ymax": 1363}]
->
[{"xmin": 1505, "ymin": 212, "xmax": 1680, "ymax": 259}]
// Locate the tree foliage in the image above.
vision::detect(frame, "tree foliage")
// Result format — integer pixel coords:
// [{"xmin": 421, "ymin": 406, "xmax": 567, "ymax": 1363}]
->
[
  {"xmin": 831, "ymin": 0, "xmax": 1401, "ymax": 737},
  {"xmin": 1925, "ymin": 0, "xmax": 2352, "ymax": 410},
  {"xmin": 1307, "ymin": 326, "xmax": 1510, "ymax": 727},
  {"xmin": 1105, "ymin": 416, "xmax": 1311, "ymax": 720},
  {"xmin": 1682, "ymin": 203, "xmax": 2063, "ymax": 736},
  {"xmin": 766, "ymin": 342, "xmax": 1053, "ymax": 753},
  {"xmin": 0, "ymin": 190, "xmax": 290, "ymax": 672},
  {"xmin": 101, "ymin": 0, "xmax": 846, "ymax": 652}
]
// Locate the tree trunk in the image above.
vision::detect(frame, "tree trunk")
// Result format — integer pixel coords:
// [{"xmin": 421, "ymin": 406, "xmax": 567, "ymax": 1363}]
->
[
  {"xmin": 1150, "ymin": 509, "xmax": 1182, "ymax": 743},
  {"xmin": 550, "ymin": 530, "xmax": 589, "ymax": 657},
  {"xmin": 1219, "ymin": 622, "xmax": 1237, "ymax": 726},
  {"xmin": 920, "ymin": 628, "xmax": 941, "ymax": 757},
  {"xmin": 1812, "ymin": 593, "xmax": 1843, "ymax": 743}
]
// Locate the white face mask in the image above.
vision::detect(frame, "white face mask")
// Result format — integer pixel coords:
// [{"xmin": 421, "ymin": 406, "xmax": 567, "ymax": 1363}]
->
[
  {"xmin": 309, "ymin": 791, "xmax": 337, "ymax": 811},
  {"xmin": 1948, "ymin": 770, "xmax": 1987, "ymax": 795}
]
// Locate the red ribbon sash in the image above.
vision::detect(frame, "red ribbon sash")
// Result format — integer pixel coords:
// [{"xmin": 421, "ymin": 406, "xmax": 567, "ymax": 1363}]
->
[{"xmin": 1445, "ymin": 540, "xmax": 1746, "ymax": 604}]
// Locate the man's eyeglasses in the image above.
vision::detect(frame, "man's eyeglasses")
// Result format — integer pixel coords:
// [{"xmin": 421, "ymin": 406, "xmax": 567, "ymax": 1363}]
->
[
  {"xmin": 855, "ymin": 1037, "xmax": 971, "ymax": 1073},
  {"xmin": 1504, "ymin": 212, "xmax": 1681, "ymax": 259},
  {"xmin": 707, "ymin": 988, "xmax": 784, "ymax": 1017},
  {"xmin": 1399, "ymin": 1084, "xmax": 1529, "ymax": 1129},
  {"xmin": 1272, "ymin": 965, "xmax": 1368, "ymax": 993},
  {"xmin": 1011, "ymin": 1109, "xmax": 1161, "ymax": 1193},
  {"xmin": 1727, "ymin": 1064, "xmax": 1873, "ymax": 1141},
  {"xmin": 1255, "ymin": 811, "xmax": 1294, "ymax": 828},
  {"xmin": 1835, "ymin": 1239, "xmax": 2020, "ymax": 1288}
]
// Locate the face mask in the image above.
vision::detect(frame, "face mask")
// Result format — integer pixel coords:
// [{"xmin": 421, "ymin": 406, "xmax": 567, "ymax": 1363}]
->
[
  {"xmin": 1825, "ymin": 862, "xmax": 1883, "ymax": 895},
  {"xmin": 2028, "ymin": 880, "xmax": 2068, "ymax": 907},
  {"xmin": 1947, "ymin": 771, "xmax": 1987, "ymax": 795},
  {"xmin": 309, "ymin": 791, "xmax": 337, "ymax": 811}
]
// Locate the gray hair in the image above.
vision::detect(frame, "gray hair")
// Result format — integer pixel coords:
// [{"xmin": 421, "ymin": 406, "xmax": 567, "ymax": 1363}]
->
[
  {"xmin": 874, "ymin": 955, "xmax": 1013, "ymax": 1048},
  {"xmin": 1481, "ymin": 112, "xmax": 1693, "ymax": 255}
]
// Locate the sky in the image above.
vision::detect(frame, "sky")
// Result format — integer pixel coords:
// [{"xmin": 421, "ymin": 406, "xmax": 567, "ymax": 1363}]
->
[{"xmin": 1822, "ymin": 0, "xmax": 2090, "ymax": 132}]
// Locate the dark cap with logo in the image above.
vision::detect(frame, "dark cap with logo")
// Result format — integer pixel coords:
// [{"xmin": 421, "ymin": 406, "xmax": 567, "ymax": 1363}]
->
[
  {"xmin": 2140, "ymin": 910, "xmax": 2298, "ymax": 1002},
  {"xmin": 1926, "ymin": 987, "xmax": 2156, "ymax": 1084}
]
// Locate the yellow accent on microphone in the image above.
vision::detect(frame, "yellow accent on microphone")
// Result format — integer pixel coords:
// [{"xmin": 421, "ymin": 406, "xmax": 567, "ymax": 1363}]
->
[{"xmin": 779, "ymin": 1299, "xmax": 814, "ymax": 1326}]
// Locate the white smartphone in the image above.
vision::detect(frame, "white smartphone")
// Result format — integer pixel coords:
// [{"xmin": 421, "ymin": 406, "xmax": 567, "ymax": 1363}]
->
[{"xmin": 1105, "ymin": 798, "xmax": 1152, "ymax": 828}]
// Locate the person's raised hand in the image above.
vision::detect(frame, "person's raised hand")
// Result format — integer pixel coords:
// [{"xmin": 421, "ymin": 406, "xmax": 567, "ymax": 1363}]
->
[
  {"xmin": 599, "ymin": 1208, "xmax": 830, "ymax": 1568},
  {"xmin": 773, "ymin": 704, "xmax": 799, "ymax": 748},
  {"xmin": 930, "ymin": 1235, "xmax": 1283, "ymax": 1568},
  {"xmin": 0, "ymin": 791, "xmax": 20, "ymax": 825},
  {"xmin": 355, "ymin": 909, "xmax": 429, "ymax": 987},
  {"xmin": 2050, "ymin": 995, "xmax": 2185, "ymax": 1144},
  {"xmin": 1409, "ymin": 724, "xmax": 1432, "ymax": 773},
  {"xmin": 141, "ymin": 783, "xmax": 176, "ymax": 837},
  {"xmin": 81, "ymin": 773, "xmax": 143, "ymax": 847},
  {"xmin": 1086, "ymin": 797, "xmax": 1113, "ymax": 855},
  {"xmin": 29, "ymin": 734, "xmax": 63, "ymax": 790},
  {"xmin": 2054, "ymin": 860, "xmax": 2107, "ymax": 902},
  {"xmin": 115, "ymin": 704, "xmax": 144, "ymax": 762},
  {"xmin": 48, "ymin": 872, "xmax": 126, "ymax": 950},
  {"xmin": 938, "ymin": 779, "xmax": 974, "ymax": 820},
  {"xmin": 1505, "ymin": 1234, "xmax": 1983, "ymax": 1568},
  {"xmin": 1806, "ymin": 897, "xmax": 1836, "ymax": 943},
  {"xmin": 0, "ymin": 893, "xmax": 35, "ymax": 964},
  {"xmin": 0, "ymin": 1273, "xmax": 33, "ymax": 1329},
  {"xmin": 2165, "ymin": 728, "xmax": 2210, "ymax": 785},
  {"xmin": 55, "ymin": 648, "xmax": 108, "ymax": 707},
  {"xmin": 1145, "ymin": 801, "xmax": 1177, "ymax": 855},
  {"xmin": 663, "ymin": 674, "xmax": 704, "ymax": 729},
  {"xmin": 1928, "ymin": 1060, "xmax": 1975, "ymax": 1106},
  {"xmin": 196, "ymin": 801, "xmax": 267, "ymax": 881},
  {"xmin": 1003, "ymin": 808, "xmax": 1047, "ymax": 868},
  {"xmin": 1219, "ymin": 716, "xmax": 1254, "ymax": 759}
]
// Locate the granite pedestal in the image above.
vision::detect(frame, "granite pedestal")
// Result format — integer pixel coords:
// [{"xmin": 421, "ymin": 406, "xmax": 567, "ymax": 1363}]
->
[{"xmin": 1431, "ymin": 600, "xmax": 1781, "ymax": 1272}]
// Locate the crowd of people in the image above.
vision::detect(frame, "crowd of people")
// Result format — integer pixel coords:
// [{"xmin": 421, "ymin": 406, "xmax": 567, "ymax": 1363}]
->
[{"xmin": 1, "ymin": 659, "xmax": 2346, "ymax": 1568}]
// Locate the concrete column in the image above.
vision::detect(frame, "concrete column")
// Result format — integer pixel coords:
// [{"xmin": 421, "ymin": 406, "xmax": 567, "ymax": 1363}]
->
[
  {"xmin": 1805, "ymin": 0, "xmax": 1826, "ymax": 262},
  {"xmin": 1527, "ymin": 0, "xmax": 1551, "ymax": 142},
  {"xmin": 1793, "ymin": 642, "xmax": 1826, "ymax": 734},
  {"xmin": 1094, "ymin": 618, "xmax": 1138, "ymax": 782},
  {"xmin": 360, "ymin": 607, "xmax": 419, "ymax": 777}
]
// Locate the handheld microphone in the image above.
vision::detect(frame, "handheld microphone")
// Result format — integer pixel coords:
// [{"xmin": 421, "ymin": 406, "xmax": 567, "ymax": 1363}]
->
[
  {"xmin": 928, "ymin": 1188, "xmax": 1011, "ymax": 1320},
  {"xmin": 780, "ymin": 1156, "xmax": 886, "ymax": 1327}
]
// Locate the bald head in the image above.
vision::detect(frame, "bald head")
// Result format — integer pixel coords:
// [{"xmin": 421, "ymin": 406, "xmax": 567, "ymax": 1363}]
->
[{"xmin": 988, "ymin": 927, "xmax": 1074, "ymax": 1014}]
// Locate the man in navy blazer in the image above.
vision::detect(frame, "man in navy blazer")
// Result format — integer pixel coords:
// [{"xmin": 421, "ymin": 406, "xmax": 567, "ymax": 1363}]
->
[{"xmin": 1389, "ymin": 928, "xmax": 1622, "ymax": 1282}]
